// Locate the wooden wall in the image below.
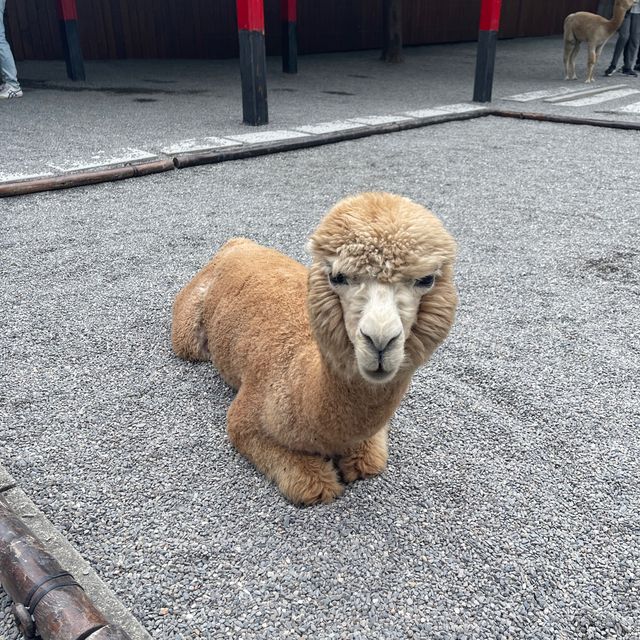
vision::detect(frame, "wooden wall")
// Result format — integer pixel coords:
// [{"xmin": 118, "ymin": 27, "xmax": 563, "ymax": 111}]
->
[{"xmin": 5, "ymin": 0, "xmax": 599, "ymax": 61}]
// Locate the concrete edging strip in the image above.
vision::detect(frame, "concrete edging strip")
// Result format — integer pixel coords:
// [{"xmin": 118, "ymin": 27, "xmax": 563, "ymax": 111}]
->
[
  {"xmin": 2, "ymin": 106, "xmax": 640, "ymax": 199},
  {"xmin": 0, "ymin": 467, "xmax": 17, "ymax": 493},
  {"xmin": 0, "ymin": 109, "xmax": 488, "ymax": 198},
  {"xmin": 0, "ymin": 467, "xmax": 151, "ymax": 640}
]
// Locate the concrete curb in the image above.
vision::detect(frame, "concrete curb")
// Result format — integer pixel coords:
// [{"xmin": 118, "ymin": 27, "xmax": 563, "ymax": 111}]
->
[
  {"xmin": 3, "ymin": 103, "xmax": 640, "ymax": 199},
  {"xmin": 0, "ymin": 104, "xmax": 489, "ymax": 198},
  {"xmin": 0, "ymin": 466, "xmax": 151, "ymax": 640}
]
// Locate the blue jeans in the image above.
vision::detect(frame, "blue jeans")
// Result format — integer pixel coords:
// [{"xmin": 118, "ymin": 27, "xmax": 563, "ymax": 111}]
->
[
  {"xmin": 0, "ymin": 0, "xmax": 20, "ymax": 89},
  {"xmin": 609, "ymin": 12, "xmax": 640, "ymax": 70}
]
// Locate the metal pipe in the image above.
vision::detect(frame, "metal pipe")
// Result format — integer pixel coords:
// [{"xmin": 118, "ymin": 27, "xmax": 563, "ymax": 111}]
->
[{"xmin": 0, "ymin": 495, "xmax": 133, "ymax": 640}]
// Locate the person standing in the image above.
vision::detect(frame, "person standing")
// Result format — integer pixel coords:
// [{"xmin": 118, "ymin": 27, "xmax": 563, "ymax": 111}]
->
[
  {"xmin": 604, "ymin": 0, "xmax": 640, "ymax": 76},
  {"xmin": 0, "ymin": 0, "xmax": 22, "ymax": 99}
]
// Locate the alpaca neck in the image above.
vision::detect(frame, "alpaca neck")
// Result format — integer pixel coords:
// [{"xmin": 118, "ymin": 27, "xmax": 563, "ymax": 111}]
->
[
  {"xmin": 609, "ymin": 3, "xmax": 630, "ymax": 32},
  {"xmin": 314, "ymin": 345, "xmax": 411, "ymax": 412}
]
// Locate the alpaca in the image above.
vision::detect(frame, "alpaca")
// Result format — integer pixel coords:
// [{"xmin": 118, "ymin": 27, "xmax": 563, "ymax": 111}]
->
[
  {"xmin": 172, "ymin": 193, "xmax": 457, "ymax": 505},
  {"xmin": 563, "ymin": 0, "xmax": 634, "ymax": 82}
]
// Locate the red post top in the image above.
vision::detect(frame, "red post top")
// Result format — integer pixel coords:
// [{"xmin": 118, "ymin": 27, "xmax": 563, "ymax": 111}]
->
[
  {"xmin": 57, "ymin": 0, "xmax": 78, "ymax": 21},
  {"xmin": 281, "ymin": 0, "xmax": 297, "ymax": 22},
  {"xmin": 479, "ymin": 0, "xmax": 502, "ymax": 32},
  {"xmin": 236, "ymin": 0, "xmax": 265, "ymax": 32}
]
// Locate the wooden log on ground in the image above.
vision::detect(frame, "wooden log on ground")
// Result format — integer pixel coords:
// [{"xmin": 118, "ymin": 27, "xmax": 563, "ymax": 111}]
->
[{"xmin": 0, "ymin": 495, "xmax": 132, "ymax": 640}]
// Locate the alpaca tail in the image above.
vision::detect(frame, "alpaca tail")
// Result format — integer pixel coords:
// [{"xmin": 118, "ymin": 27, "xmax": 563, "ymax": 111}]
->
[
  {"xmin": 171, "ymin": 263, "xmax": 214, "ymax": 362},
  {"xmin": 563, "ymin": 15, "xmax": 577, "ymax": 44},
  {"xmin": 171, "ymin": 238, "xmax": 253, "ymax": 362}
]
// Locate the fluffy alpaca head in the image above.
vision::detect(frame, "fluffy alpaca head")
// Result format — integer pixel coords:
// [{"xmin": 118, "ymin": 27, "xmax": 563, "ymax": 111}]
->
[{"xmin": 307, "ymin": 192, "xmax": 458, "ymax": 385}]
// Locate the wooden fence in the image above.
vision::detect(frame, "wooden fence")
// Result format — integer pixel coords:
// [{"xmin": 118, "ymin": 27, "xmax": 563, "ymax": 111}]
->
[{"xmin": 6, "ymin": 0, "xmax": 599, "ymax": 61}]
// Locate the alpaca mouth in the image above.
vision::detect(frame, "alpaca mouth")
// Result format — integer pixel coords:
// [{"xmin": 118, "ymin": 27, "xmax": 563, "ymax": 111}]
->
[{"xmin": 362, "ymin": 364, "xmax": 396, "ymax": 383}]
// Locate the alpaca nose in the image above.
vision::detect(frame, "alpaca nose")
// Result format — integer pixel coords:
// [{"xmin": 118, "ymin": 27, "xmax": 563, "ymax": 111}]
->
[{"xmin": 360, "ymin": 330, "xmax": 402, "ymax": 357}]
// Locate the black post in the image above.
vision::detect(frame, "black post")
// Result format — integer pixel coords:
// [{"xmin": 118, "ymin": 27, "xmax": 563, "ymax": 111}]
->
[
  {"xmin": 381, "ymin": 0, "xmax": 403, "ymax": 63},
  {"xmin": 57, "ymin": 0, "xmax": 86, "ymax": 81},
  {"xmin": 237, "ymin": 0, "xmax": 268, "ymax": 125},
  {"xmin": 473, "ymin": 0, "xmax": 502, "ymax": 103},
  {"xmin": 281, "ymin": 0, "xmax": 298, "ymax": 73}
]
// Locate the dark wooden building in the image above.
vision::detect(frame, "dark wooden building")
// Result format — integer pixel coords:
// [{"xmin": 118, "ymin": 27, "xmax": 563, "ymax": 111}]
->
[{"xmin": 7, "ymin": 0, "xmax": 598, "ymax": 62}]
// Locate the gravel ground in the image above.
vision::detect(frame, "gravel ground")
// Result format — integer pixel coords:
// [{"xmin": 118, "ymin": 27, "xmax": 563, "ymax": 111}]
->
[
  {"xmin": 3, "ymin": 35, "xmax": 640, "ymax": 181},
  {"xmin": 1, "ymin": 117, "xmax": 639, "ymax": 639}
]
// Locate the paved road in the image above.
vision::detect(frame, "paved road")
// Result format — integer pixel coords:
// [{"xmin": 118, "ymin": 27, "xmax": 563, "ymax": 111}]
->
[{"xmin": 2, "ymin": 113, "xmax": 639, "ymax": 638}]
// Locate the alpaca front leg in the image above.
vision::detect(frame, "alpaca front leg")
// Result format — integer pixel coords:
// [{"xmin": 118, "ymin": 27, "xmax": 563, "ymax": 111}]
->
[
  {"xmin": 227, "ymin": 392, "xmax": 344, "ymax": 505},
  {"xmin": 339, "ymin": 426, "xmax": 388, "ymax": 483}
]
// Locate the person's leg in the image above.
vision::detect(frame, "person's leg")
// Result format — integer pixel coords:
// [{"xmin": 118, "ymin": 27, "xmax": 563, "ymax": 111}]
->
[
  {"xmin": 607, "ymin": 13, "xmax": 631, "ymax": 71},
  {"xmin": 597, "ymin": 0, "xmax": 614, "ymax": 18},
  {"xmin": 623, "ymin": 13, "xmax": 640, "ymax": 72},
  {"xmin": 0, "ymin": 0, "xmax": 21, "ymax": 90}
]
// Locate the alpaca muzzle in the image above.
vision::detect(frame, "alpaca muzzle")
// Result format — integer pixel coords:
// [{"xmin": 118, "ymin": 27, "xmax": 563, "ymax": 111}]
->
[
  {"xmin": 353, "ymin": 282, "xmax": 407, "ymax": 382},
  {"xmin": 356, "ymin": 327, "xmax": 405, "ymax": 383}
]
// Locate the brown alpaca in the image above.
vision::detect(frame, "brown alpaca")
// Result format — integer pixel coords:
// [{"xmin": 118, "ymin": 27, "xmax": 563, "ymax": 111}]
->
[
  {"xmin": 172, "ymin": 193, "xmax": 457, "ymax": 505},
  {"xmin": 563, "ymin": 0, "xmax": 634, "ymax": 83}
]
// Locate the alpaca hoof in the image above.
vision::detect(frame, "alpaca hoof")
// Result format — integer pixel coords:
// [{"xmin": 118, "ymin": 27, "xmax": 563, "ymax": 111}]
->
[
  {"xmin": 281, "ymin": 459, "xmax": 344, "ymax": 505},
  {"xmin": 339, "ymin": 448, "xmax": 387, "ymax": 483}
]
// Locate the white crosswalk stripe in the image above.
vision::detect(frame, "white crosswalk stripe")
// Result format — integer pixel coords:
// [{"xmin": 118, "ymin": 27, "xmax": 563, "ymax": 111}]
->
[
  {"xmin": 553, "ymin": 88, "xmax": 640, "ymax": 106},
  {"xmin": 543, "ymin": 84, "xmax": 629, "ymax": 103},
  {"xmin": 613, "ymin": 102, "xmax": 640, "ymax": 116},
  {"xmin": 502, "ymin": 84, "xmax": 629, "ymax": 104},
  {"xmin": 501, "ymin": 84, "xmax": 640, "ymax": 114},
  {"xmin": 502, "ymin": 87, "xmax": 585, "ymax": 101}
]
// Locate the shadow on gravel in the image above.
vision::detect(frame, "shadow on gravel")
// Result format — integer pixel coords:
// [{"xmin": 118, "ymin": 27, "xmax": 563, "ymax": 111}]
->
[
  {"xmin": 584, "ymin": 249, "xmax": 639, "ymax": 283},
  {"xmin": 19, "ymin": 80, "xmax": 209, "ymax": 96}
]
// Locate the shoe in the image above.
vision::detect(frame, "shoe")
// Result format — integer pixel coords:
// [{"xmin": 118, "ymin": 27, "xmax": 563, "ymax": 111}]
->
[
  {"xmin": 634, "ymin": 64, "xmax": 640, "ymax": 71},
  {"xmin": 0, "ymin": 84, "xmax": 23, "ymax": 99},
  {"xmin": 621, "ymin": 68, "xmax": 638, "ymax": 77},
  {"xmin": 604, "ymin": 65, "xmax": 617, "ymax": 76}
]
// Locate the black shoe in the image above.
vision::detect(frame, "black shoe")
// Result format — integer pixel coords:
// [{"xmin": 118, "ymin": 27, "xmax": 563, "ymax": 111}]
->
[
  {"xmin": 634, "ymin": 64, "xmax": 640, "ymax": 71},
  {"xmin": 604, "ymin": 65, "xmax": 617, "ymax": 76},
  {"xmin": 621, "ymin": 67, "xmax": 638, "ymax": 77}
]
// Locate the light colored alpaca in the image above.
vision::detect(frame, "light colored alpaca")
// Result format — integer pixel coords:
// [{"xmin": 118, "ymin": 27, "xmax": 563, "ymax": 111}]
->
[
  {"xmin": 564, "ymin": 0, "xmax": 634, "ymax": 82},
  {"xmin": 172, "ymin": 193, "xmax": 457, "ymax": 505}
]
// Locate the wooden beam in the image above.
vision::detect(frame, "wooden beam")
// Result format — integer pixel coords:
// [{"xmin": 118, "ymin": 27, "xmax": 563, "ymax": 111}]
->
[
  {"xmin": 57, "ymin": 0, "xmax": 85, "ymax": 80},
  {"xmin": 473, "ymin": 0, "xmax": 502, "ymax": 102},
  {"xmin": 0, "ymin": 496, "xmax": 132, "ymax": 640},
  {"xmin": 236, "ymin": 0, "xmax": 268, "ymax": 125}
]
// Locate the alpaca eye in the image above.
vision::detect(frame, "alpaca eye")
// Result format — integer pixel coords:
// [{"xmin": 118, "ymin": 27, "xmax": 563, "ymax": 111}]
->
[
  {"xmin": 329, "ymin": 272, "xmax": 348, "ymax": 286},
  {"xmin": 415, "ymin": 274, "xmax": 435, "ymax": 289}
]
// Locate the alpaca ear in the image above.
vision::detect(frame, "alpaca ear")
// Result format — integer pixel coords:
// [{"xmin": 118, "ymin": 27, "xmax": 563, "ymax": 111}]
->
[{"xmin": 306, "ymin": 236, "xmax": 323, "ymax": 258}]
